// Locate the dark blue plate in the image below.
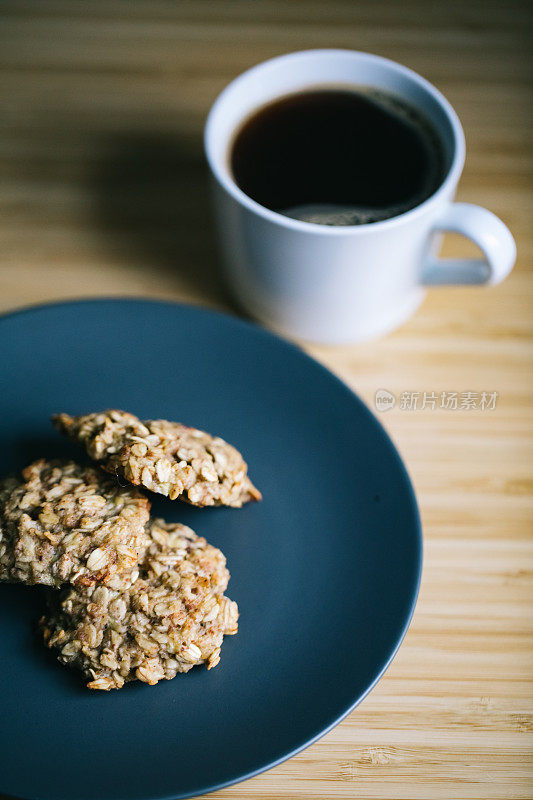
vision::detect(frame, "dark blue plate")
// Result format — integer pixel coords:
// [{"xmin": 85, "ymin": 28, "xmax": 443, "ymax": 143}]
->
[{"xmin": 0, "ymin": 299, "xmax": 421, "ymax": 800}]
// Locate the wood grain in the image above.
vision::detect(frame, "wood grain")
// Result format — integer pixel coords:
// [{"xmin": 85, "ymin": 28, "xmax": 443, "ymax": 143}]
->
[{"xmin": 0, "ymin": 2, "xmax": 532, "ymax": 798}]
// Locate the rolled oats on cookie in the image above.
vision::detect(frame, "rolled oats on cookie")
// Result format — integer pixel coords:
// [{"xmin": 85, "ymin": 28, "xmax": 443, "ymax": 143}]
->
[
  {"xmin": 41, "ymin": 518, "xmax": 238, "ymax": 689},
  {"xmin": 53, "ymin": 410, "xmax": 261, "ymax": 508},
  {"xmin": 0, "ymin": 459, "xmax": 150, "ymax": 588}
]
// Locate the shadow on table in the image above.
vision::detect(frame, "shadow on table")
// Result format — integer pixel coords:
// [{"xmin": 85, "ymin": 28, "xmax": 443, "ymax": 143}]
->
[{"xmin": 90, "ymin": 132, "xmax": 236, "ymax": 310}]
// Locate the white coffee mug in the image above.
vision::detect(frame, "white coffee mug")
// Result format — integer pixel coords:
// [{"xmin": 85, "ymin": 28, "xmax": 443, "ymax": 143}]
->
[{"xmin": 204, "ymin": 50, "xmax": 516, "ymax": 343}]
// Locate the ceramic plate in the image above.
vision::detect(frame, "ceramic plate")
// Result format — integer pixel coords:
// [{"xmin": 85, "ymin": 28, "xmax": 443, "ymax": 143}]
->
[{"xmin": 0, "ymin": 299, "xmax": 421, "ymax": 800}]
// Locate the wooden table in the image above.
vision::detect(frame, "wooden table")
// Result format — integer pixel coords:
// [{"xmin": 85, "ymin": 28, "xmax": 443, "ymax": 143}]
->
[{"xmin": 1, "ymin": 2, "xmax": 532, "ymax": 798}]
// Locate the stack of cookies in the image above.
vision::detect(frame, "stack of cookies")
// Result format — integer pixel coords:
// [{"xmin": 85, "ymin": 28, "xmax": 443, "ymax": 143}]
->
[{"xmin": 0, "ymin": 410, "xmax": 260, "ymax": 690}]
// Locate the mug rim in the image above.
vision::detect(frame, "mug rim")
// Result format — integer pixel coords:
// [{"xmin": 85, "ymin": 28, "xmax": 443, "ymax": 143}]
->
[{"xmin": 204, "ymin": 49, "xmax": 466, "ymax": 235}]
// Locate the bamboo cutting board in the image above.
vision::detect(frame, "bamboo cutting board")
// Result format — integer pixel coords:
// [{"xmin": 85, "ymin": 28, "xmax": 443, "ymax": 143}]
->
[{"xmin": 0, "ymin": 2, "xmax": 531, "ymax": 798}]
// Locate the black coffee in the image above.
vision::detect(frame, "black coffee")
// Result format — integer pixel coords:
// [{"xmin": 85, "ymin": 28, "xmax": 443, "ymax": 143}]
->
[{"xmin": 230, "ymin": 87, "xmax": 446, "ymax": 225}]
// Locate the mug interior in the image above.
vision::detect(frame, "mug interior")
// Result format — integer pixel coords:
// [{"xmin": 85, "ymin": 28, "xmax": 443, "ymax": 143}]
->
[{"xmin": 205, "ymin": 50, "xmax": 464, "ymax": 227}]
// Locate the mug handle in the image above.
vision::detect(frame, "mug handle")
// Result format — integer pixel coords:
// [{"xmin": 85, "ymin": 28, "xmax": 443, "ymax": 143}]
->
[{"xmin": 421, "ymin": 202, "xmax": 516, "ymax": 286}]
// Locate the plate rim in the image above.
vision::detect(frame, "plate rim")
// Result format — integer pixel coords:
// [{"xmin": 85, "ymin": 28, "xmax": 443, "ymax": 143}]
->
[{"xmin": 0, "ymin": 297, "xmax": 423, "ymax": 800}]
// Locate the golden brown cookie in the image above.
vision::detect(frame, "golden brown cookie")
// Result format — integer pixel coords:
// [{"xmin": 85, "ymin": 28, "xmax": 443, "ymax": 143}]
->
[
  {"xmin": 53, "ymin": 410, "xmax": 261, "ymax": 508},
  {"xmin": 0, "ymin": 459, "xmax": 149, "ymax": 588},
  {"xmin": 41, "ymin": 518, "xmax": 238, "ymax": 689}
]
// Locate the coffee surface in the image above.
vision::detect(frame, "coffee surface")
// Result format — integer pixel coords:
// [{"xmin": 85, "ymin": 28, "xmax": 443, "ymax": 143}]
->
[{"xmin": 230, "ymin": 87, "xmax": 446, "ymax": 225}]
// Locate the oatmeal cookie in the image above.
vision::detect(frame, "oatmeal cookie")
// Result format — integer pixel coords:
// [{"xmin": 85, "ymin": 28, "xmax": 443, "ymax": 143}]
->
[
  {"xmin": 53, "ymin": 410, "xmax": 261, "ymax": 508},
  {"xmin": 41, "ymin": 518, "xmax": 239, "ymax": 689},
  {"xmin": 0, "ymin": 459, "xmax": 150, "ymax": 588}
]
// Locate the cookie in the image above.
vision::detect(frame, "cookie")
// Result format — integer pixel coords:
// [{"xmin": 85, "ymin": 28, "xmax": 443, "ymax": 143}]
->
[
  {"xmin": 0, "ymin": 459, "xmax": 149, "ymax": 588},
  {"xmin": 53, "ymin": 410, "xmax": 261, "ymax": 507},
  {"xmin": 41, "ymin": 519, "xmax": 238, "ymax": 689}
]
